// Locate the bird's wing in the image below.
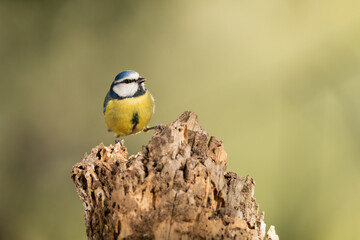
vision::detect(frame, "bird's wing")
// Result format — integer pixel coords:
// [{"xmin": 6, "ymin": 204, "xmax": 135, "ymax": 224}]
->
[{"xmin": 103, "ymin": 91, "xmax": 113, "ymax": 114}]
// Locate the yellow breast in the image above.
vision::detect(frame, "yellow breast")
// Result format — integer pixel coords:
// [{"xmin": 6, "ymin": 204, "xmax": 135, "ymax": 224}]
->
[{"xmin": 104, "ymin": 91, "xmax": 154, "ymax": 136}]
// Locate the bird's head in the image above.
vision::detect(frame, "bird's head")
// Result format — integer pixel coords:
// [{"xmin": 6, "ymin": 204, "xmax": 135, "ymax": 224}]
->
[{"xmin": 110, "ymin": 70, "xmax": 146, "ymax": 98}]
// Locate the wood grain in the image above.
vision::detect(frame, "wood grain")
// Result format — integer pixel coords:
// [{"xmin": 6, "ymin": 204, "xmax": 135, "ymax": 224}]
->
[{"xmin": 71, "ymin": 111, "xmax": 278, "ymax": 240}]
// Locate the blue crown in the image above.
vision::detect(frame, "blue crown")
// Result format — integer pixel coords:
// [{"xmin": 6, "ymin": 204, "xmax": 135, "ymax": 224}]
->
[{"xmin": 115, "ymin": 70, "xmax": 137, "ymax": 80}]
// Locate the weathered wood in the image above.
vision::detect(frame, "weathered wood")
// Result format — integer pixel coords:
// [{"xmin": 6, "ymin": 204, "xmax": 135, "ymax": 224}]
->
[{"xmin": 71, "ymin": 111, "xmax": 278, "ymax": 239}]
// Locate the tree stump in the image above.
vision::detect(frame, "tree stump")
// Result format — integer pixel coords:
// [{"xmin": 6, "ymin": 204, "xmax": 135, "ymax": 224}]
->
[{"xmin": 71, "ymin": 111, "xmax": 279, "ymax": 240}]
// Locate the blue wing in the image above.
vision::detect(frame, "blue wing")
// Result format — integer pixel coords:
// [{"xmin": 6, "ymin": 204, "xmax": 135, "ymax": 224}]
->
[{"xmin": 103, "ymin": 91, "xmax": 113, "ymax": 114}]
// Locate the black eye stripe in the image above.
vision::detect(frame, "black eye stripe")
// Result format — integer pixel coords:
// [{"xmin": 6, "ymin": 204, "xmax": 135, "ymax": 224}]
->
[{"xmin": 123, "ymin": 79, "xmax": 137, "ymax": 84}]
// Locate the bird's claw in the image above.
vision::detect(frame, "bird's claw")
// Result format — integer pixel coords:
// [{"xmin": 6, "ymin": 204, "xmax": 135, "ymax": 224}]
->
[
  {"xmin": 155, "ymin": 125, "xmax": 164, "ymax": 130},
  {"xmin": 115, "ymin": 139, "xmax": 123, "ymax": 146}
]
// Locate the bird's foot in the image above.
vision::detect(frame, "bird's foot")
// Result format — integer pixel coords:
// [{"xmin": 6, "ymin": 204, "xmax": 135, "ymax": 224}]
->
[
  {"xmin": 115, "ymin": 138, "xmax": 123, "ymax": 146},
  {"xmin": 143, "ymin": 125, "xmax": 164, "ymax": 132}
]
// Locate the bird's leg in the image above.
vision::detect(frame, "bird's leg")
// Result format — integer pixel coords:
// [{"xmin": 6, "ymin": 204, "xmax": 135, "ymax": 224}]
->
[
  {"xmin": 143, "ymin": 125, "xmax": 164, "ymax": 132},
  {"xmin": 115, "ymin": 135, "xmax": 123, "ymax": 146}
]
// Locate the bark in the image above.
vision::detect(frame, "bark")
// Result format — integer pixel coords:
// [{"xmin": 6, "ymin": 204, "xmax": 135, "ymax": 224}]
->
[{"xmin": 71, "ymin": 111, "xmax": 279, "ymax": 240}]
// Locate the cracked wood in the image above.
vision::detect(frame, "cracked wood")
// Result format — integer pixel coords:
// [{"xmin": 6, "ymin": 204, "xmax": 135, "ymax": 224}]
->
[{"xmin": 71, "ymin": 111, "xmax": 279, "ymax": 240}]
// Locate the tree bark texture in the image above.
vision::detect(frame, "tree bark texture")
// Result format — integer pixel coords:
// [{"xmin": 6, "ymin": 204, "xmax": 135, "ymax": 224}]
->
[{"xmin": 71, "ymin": 111, "xmax": 279, "ymax": 240}]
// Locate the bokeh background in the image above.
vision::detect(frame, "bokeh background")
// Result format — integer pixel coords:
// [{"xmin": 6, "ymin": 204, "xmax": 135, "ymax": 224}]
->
[{"xmin": 1, "ymin": 0, "xmax": 360, "ymax": 239}]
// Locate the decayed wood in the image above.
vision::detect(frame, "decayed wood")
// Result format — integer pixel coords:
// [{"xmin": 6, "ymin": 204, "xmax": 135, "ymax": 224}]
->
[{"xmin": 71, "ymin": 111, "xmax": 279, "ymax": 239}]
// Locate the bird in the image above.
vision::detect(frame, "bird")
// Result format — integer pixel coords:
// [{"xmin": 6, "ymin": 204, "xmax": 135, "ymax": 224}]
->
[{"xmin": 103, "ymin": 70, "xmax": 161, "ymax": 143}]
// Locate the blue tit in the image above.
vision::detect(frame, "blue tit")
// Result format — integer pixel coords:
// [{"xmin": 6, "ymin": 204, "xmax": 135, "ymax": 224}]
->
[{"xmin": 103, "ymin": 70, "xmax": 159, "ymax": 141}]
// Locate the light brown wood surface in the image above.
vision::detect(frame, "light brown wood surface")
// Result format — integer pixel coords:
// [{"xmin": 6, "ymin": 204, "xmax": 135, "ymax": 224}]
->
[{"xmin": 71, "ymin": 111, "xmax": 278, "ymax": 239}]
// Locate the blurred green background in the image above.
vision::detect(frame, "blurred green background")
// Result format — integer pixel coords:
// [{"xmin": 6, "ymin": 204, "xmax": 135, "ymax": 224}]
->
[{"xmin": 1, "ymin": 0, "xmax": 360, "ymax": 239}]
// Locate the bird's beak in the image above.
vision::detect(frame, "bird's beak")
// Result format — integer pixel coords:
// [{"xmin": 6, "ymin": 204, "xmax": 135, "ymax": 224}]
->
[{"xmin": 137, "ymin": 77, "xmax": 145, "ymax": 84}]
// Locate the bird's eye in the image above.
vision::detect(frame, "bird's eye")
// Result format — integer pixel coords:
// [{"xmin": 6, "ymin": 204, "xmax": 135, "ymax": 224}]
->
[{"xmin": 123, "ymin": 79, "xmax": 130, "ymax": 84}]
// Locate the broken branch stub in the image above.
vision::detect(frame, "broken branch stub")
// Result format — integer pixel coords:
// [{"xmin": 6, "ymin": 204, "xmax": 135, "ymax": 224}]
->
[{"xmin": 71, "ymin": 111, "xmax": 279, "ymax": 239}]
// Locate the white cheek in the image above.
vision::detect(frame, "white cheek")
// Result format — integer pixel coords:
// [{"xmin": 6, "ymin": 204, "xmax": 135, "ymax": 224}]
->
[{"xmin": 113, "ymin": 83, "xmax": 138, "ymax": 97}]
